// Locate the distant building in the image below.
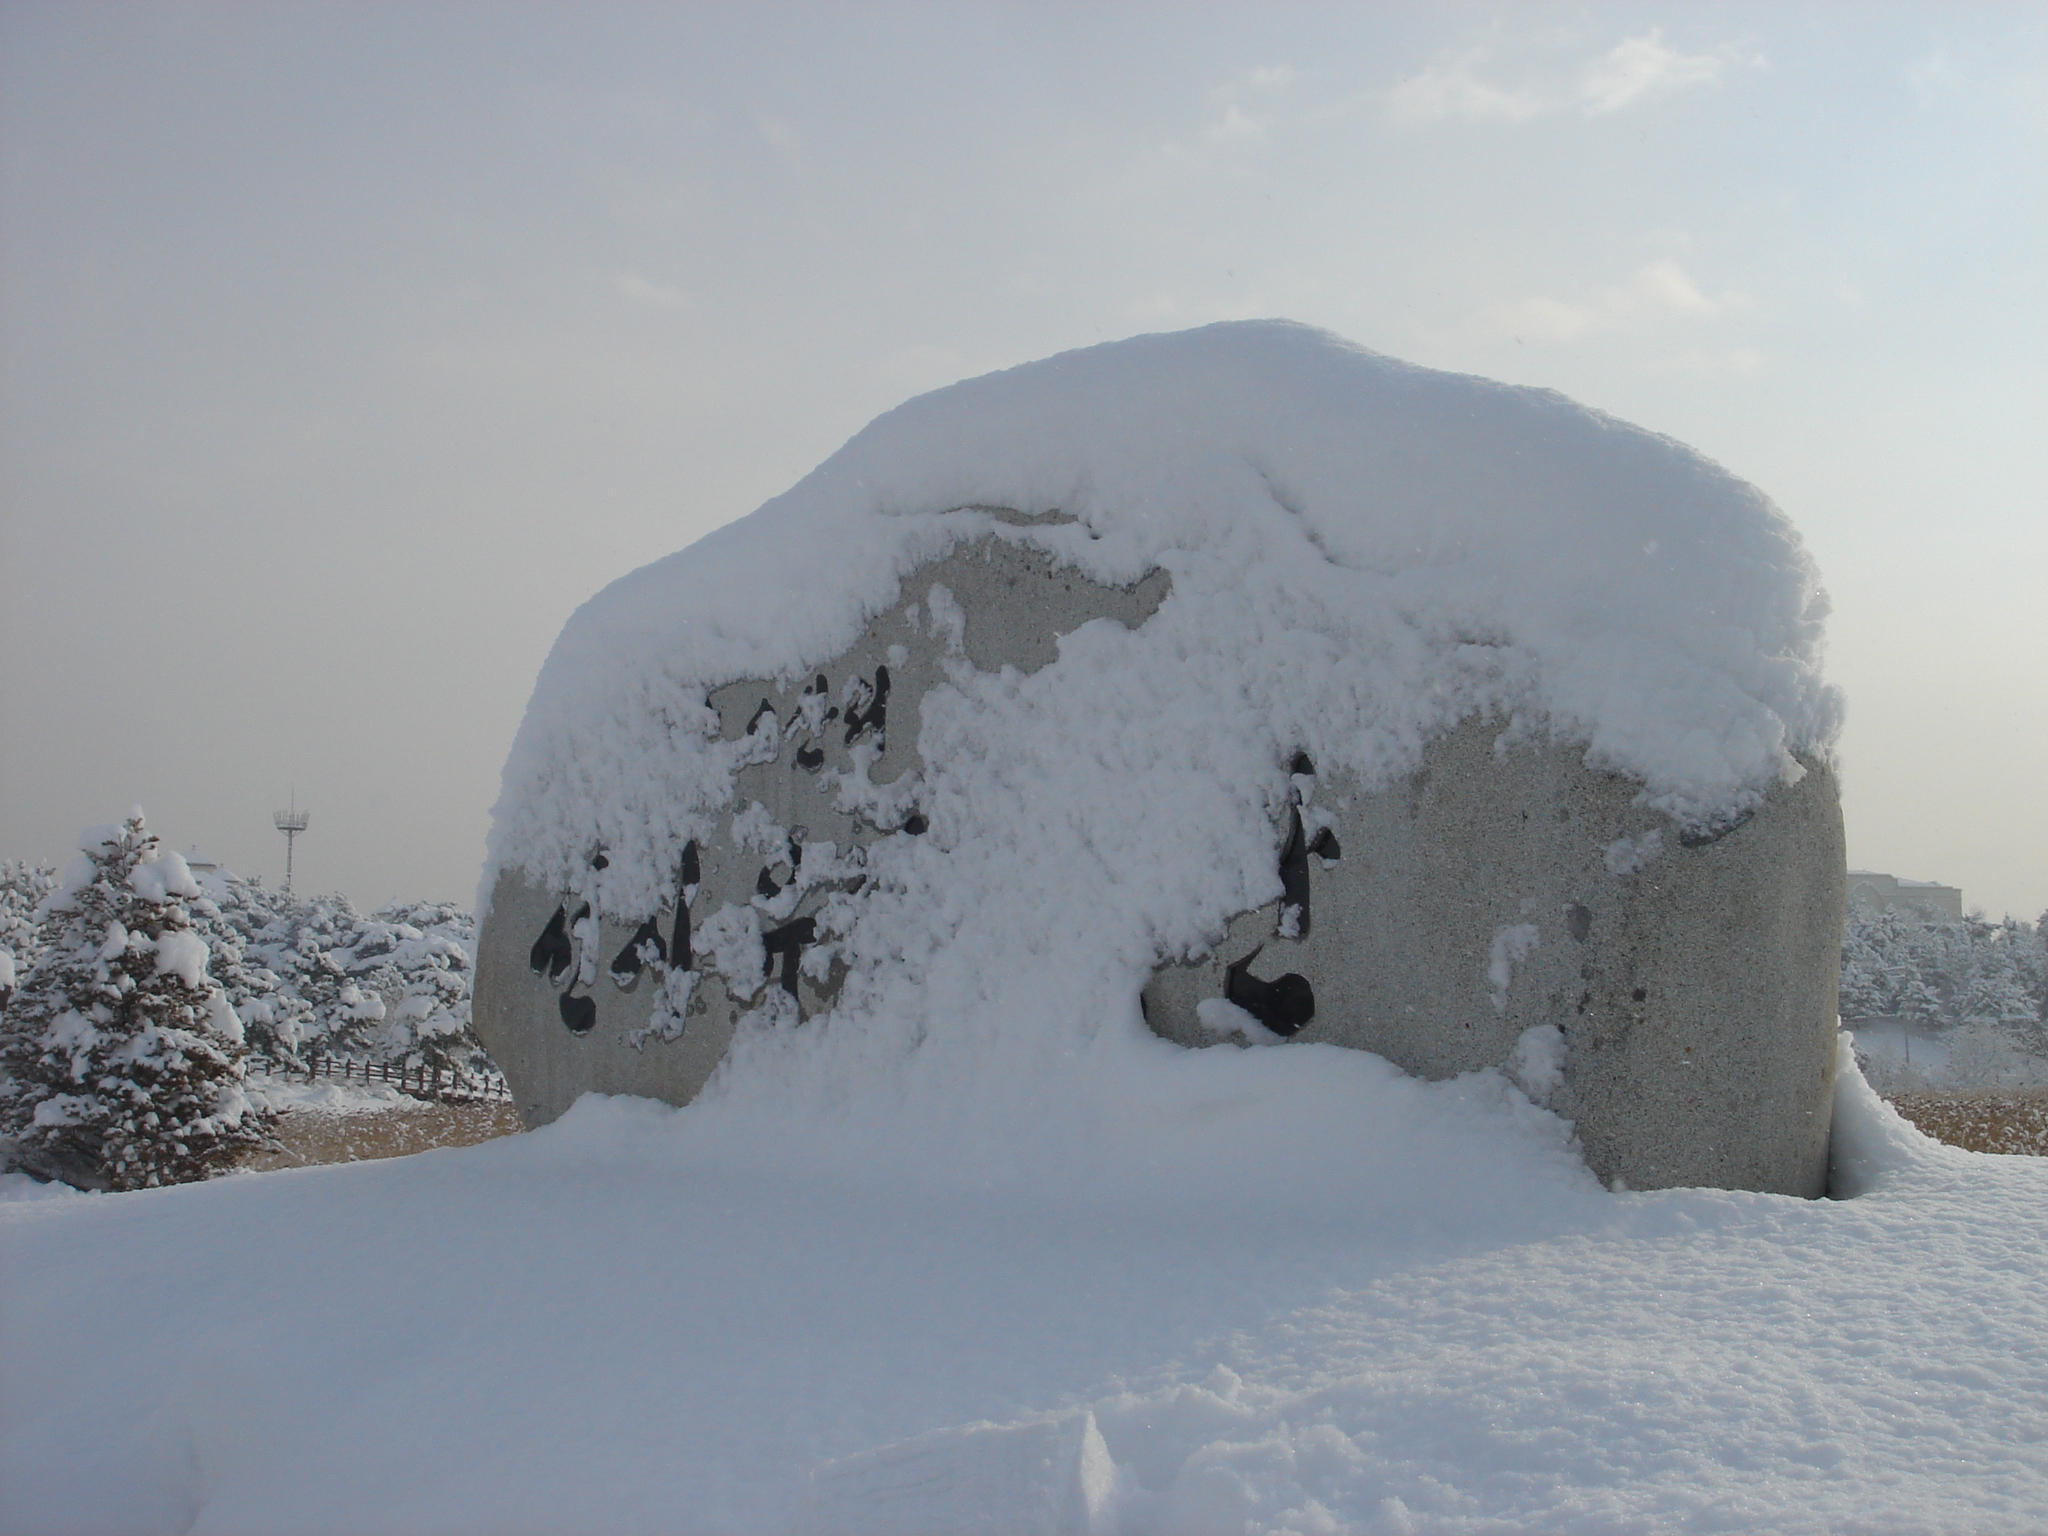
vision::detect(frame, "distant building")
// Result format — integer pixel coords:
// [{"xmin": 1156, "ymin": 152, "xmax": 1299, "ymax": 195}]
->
[{"xmin": 1846, "ymin": 870, "xmax": 1963, "ymax": 924}]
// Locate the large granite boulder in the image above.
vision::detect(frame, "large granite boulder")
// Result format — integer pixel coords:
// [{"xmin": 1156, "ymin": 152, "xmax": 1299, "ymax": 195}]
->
[
  {"xmin": 1142, "ymin": 719, "xmax": 1844, "ymax": 1195},
  {"xmin": 475, "ymin": 320, "xmax": 1847, "ymax": 1195}
]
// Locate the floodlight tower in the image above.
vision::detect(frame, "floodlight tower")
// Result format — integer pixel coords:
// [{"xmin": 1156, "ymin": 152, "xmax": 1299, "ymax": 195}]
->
[{"xmin": 273, "ymin": 796, "xmax": 310, "ymax": 895}]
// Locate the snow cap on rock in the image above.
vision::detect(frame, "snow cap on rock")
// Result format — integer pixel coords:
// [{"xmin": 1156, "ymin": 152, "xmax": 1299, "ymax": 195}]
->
[{"xmin": 489, "ymin": 319, "xmax": 1838, "ymax": 915}]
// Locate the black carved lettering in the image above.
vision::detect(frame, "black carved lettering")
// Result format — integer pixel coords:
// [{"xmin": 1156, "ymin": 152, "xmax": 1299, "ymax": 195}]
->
[
  {"xmin": 559, "ymin": 990, "xmax": 597, "ymax": 1036},
  {"xmin": 665, "ymin": 842, "xmax": 700, "ymax": 974},
  {"xmin": 671, "ymin": 904, "xmax": 693, "ymax": 974},
  {"xmin": 529, "ymin": 906, "xmax": 572, "ymax": 980},
  {"xmin": 762, "ymin": 916, "xmax": 819, "ymax": 999},
  {"xmin": 796, "ymin": 744, "xmax": 825, "ymax": 772},
  {"xmin": 843, "ymin": 666, "xmax": 891, "ymax": 747},
  {"xmin": 1224, "ymin": 945, "xmax": 1315, "ymax": 1037},
  {"xmin": 609, "ymin": 918, "xmax": 666, "ymax": 987},
  {"xmin": 1278, "ymin": 808, "xmax": 1312, "ymax": 939},
  {"xmin": 842, "ymin": 677, "xmax": 872, "ymax": 739}
]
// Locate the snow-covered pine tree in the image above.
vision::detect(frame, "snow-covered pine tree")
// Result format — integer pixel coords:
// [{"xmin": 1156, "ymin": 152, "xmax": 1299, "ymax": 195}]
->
[
  {"xmin": 1838, "ymin": 903, "xmax": 1905, "ymax": 1020},
  {"xmin": 2034, "ymin": 910, "xmax": 2048, "ymax": 1027},
  {"xmin": 0, "ymin": 813, "xmax": 273, "ymax": 1190},
  {"xmin": 189, "ymin": 871, "xmax": 317, "ymax": 1070},
  {"xmin": 0, "ymin": 858, "xmax": 58, "ymax": 1010},
  {"xmin": 330, "ymin": 901, "xmax": 488, "ymax": 1083},
  {"xmin": 260, "ymin": 890, "xmax": 388, "ymax": 1057}
]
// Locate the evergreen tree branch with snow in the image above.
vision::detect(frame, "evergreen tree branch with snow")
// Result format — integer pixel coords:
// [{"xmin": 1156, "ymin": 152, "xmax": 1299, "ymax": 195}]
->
[
  {"xmin": 323, "ymin": 900, "xmax": 487, "ymax": 1082},
  {"xmin": 0, "ymin": 813, "xmax": 274, "ymax": 1190},
  {"xmin": 187, "ymin": 872, "xmax": 320, "ymax": 1070},
  {"xmin": 0, "ymin": 857, "xmax": 58, "ymax": 1011}
]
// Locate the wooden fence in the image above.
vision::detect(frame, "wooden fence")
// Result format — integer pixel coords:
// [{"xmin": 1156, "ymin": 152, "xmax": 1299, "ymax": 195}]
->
[{"xmin": 298, "ymin": 1053, "xmax": 512, "ymax": 1103}]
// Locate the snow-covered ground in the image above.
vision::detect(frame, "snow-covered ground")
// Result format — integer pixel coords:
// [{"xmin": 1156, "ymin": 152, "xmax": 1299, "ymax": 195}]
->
[
  {"xmin": 1851, "ymin": 1026, "xmax": 2048, "ymax": 1097},
  {"xmin": 244, "ymin": 1071, "xmax": 419, "ymax": 1115},
  {"xmin": 6, "ymin": 1040, "xmax": 2048, "ymax": 1536},
  {"xmin": 12, "ymin": 325, "xmax": 2025, "ymax": 1533}
]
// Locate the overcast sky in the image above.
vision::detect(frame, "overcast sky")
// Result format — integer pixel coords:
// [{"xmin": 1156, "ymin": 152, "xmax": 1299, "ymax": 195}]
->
[{"xmin": 3, "ymin": 2, "xmax": 2043, "ymax": 921}]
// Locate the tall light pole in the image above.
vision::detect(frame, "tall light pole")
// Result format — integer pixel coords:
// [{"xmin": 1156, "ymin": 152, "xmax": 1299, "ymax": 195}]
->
[{"xmin": 273, "ymin": 796, "xmax": 310, "ymax": 895}]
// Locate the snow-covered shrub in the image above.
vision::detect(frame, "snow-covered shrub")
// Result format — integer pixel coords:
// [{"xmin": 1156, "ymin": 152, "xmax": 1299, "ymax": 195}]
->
[
  {"xmin": 0, "ymin": 858, "xmax": 57, "ymax": 1010},
  {"xmin": 182, "ymin": 876, "xmax": 491, "ymax": 1082},
  {"xmin": 252, "ymin": 889, "xmax": 368, "ymax": 1055},
  {"xmin": 326, "ymin": 901, "xmax": 488, "ymax": 1082},
  {"xmin": 0, "ymin": 814, "xmax": 273, "ymax": 1190},
  {"xmin": 189, "ymin": 875, "xmax": 318, "ymax": 1070}
]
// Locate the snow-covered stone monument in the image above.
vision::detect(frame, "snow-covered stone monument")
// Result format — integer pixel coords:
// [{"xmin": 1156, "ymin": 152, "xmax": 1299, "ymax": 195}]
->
[{"xmin": 476, "ymin": 321, "xmax": 1845, "ymax": 1195}]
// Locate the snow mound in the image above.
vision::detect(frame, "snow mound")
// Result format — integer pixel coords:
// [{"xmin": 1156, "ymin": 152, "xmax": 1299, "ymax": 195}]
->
[
  {"xmin": 1827, "ymin": 1033, "xmax": 1958, "ymax": 1198},
  {"xmin": 801, "ymin": 1411, "xmax": 1116, "ymax": 1536}
]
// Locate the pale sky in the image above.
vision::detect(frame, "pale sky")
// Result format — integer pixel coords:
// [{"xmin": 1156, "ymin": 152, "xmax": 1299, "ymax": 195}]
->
[{"xmin": 3, "ymin": 2, "xmax": 2043, "ymax": 921}]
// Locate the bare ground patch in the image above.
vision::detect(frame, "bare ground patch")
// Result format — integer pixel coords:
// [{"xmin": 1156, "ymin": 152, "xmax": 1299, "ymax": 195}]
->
[
  {"xmin": 1888, "ymin": 1092, "xmax": 2048, "ymax": 1157},
  {"xmin": 247, "ymin": 1099, "xmax": 524, "ymax": 1170}
]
